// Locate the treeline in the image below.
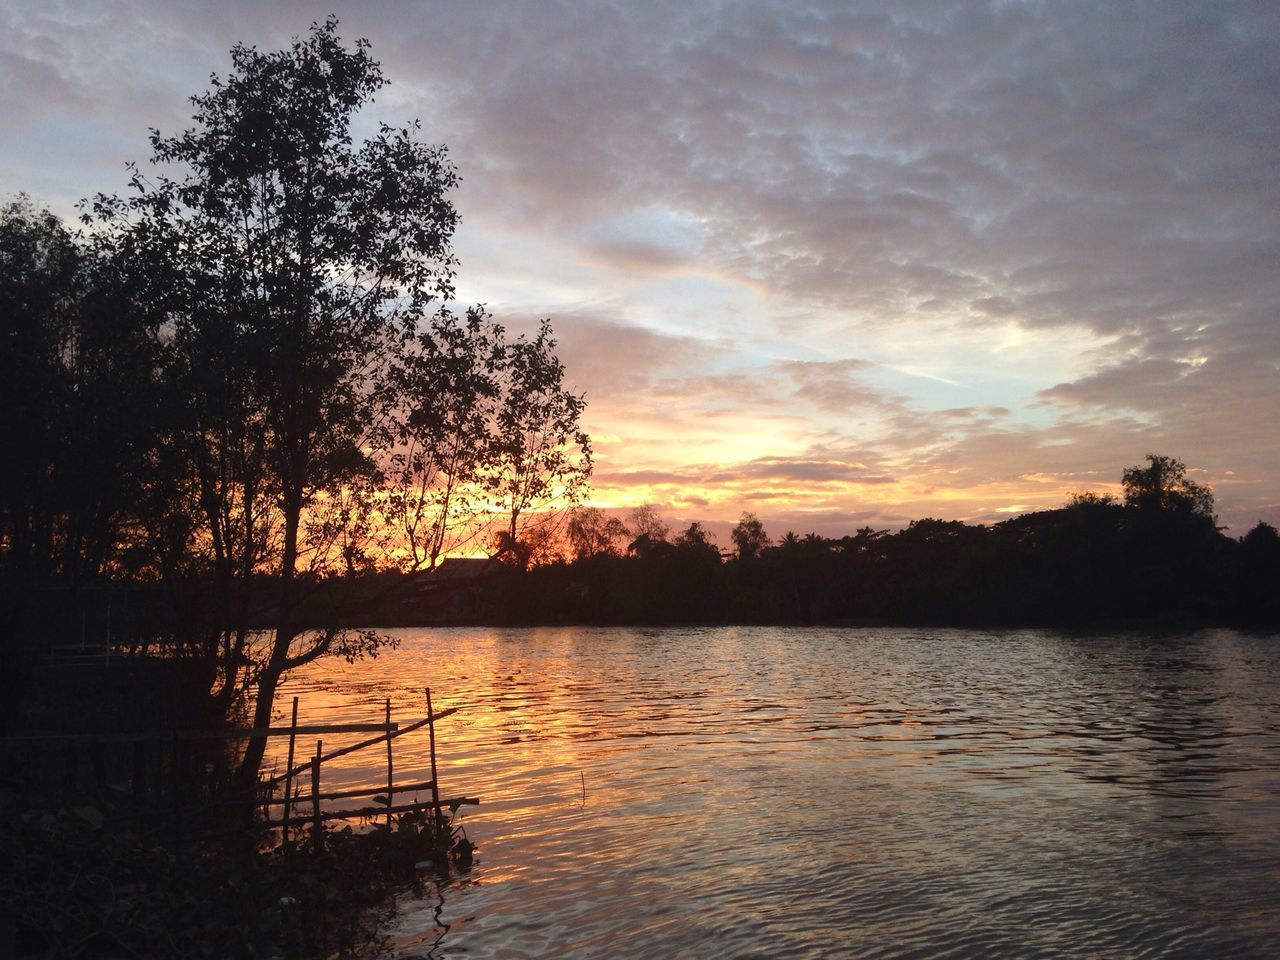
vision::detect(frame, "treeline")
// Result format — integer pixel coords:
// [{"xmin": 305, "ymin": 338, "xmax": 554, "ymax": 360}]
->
[{"xmin": 482, "ymin": 457, "xmax": 1279, "ymax": 627}]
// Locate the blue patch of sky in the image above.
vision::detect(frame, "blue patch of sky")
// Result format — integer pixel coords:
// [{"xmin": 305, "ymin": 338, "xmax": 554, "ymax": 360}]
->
[{"xmin": 4, "ymin": 118, "xmax": 138, "ymax": 217}]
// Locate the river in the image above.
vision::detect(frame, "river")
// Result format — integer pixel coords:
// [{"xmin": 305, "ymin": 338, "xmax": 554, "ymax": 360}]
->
[{"xmin": 270, "ymin": 626, "xmax": 1280, "ymax": 959}]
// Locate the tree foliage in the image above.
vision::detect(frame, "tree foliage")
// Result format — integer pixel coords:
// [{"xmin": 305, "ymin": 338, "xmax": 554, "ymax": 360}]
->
[
  {"xmin": 0, "ymin": 198, "xmax": 159, "ymax": 628},
  {"xmin": 567, "ymin": 507, "xmax": 630, "ymax": 561},
  {"xmin": 731, "ymin": 512, "xmax": 769, "ymax": 562},
  {"xmin": 1122, "ymin": 454, "xmax": 1215, "ymax": 519},
  {"xmin": 3, "ymin": 20, "xmax": 590, "ymax": 783}
]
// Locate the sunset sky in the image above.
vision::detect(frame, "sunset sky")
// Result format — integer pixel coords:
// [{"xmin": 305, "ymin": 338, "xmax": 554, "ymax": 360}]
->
[{"xmin": 4, "ymin": 1, "xmax": 1277, "ymax": 539}]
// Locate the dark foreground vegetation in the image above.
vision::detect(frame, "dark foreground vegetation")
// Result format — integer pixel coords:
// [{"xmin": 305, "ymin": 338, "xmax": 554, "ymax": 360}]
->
[{"xmin": 1, "ymin": 806, "xmax": 461, "ymax": 959}]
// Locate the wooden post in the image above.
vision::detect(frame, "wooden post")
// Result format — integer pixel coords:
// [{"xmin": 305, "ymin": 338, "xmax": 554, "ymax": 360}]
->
[
  {"xmin": 282, "ymin": 696, "xmax": 299, "ymax": 847},
  {"xmin": 426, "ymin": 688, "xmax": 441, "ymax": 828},
  {"xmin": 311, "ymin": 740, "xmax": 323, "ymax": 855},
  {"xmin": 384, "ymin": 697, "xmax": 393, "ymax": 828}
]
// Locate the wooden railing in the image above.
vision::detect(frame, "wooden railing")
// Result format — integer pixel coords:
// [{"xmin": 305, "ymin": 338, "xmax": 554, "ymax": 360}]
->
[{"xmin": 260, "ymin": 688, "xmax": 478, "ymax": 850}]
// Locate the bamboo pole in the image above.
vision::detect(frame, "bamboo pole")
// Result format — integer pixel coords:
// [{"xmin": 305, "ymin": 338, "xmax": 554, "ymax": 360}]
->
[
  {"xmin": 266, "ymin": 796, "xmax": 479, "ymax": 829},
  {"xmin": 426, "ymin": 688, "xmax": 442, "ymax": 827},
  {"xmin": 384, "ymin": 698, "xmax": 393, "ymax": 827},
  {"xmin": 0, "ymin": 721, "xmax": 402, "ymax": 746},
  {"xmin": 171, "ymin": 725, "xmax": 182, "ymax": 863},
  {"xmin": 261, "ymin": 779, "xmax": 437, "ymax": 808},
  {"xmin": 282, "ymin": 696, "xmax": 299, "ymax": 847},
  {"xmin": 266, "ymin": 708, "xmax": 458, "ymax": 786},
  {"xmin": 311, "ymin": 741, "xmax": 322, "ymax": 855}
]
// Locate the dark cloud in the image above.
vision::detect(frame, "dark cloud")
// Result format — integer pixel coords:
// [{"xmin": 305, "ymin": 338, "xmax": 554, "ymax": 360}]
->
[{"xmin": 971, "ymin": 297, "xmax": 1018, "ymax": 318}]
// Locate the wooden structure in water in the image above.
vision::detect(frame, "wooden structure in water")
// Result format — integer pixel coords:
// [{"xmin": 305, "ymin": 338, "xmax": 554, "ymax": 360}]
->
[
  {"xmin": 0, "ymin": 683, "xmax": 478, "ymax": 853},
  {"xmin": 259, "ymin": 688, "xmax": 479, "ymax": 851}
]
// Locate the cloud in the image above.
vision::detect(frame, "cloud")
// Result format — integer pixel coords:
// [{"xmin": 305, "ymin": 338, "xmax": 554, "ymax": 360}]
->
[
  {"xmin": 732, "ymin": 456, "xmax": 895, "ymax": 485},
  {"xmin": 3, "ymin": 0, "xmax": 1276, "ymax": 533}
]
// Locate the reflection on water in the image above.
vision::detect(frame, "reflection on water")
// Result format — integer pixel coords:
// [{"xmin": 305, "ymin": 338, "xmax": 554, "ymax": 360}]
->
[{"xmin": 271, "ymin": 627, "xmax": 1280, "ymax": 959}]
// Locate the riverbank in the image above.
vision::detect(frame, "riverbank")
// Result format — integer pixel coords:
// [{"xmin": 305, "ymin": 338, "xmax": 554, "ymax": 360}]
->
[{"xmin": 0, "ymin": 807, "xmax": 459, "ymax": 958}]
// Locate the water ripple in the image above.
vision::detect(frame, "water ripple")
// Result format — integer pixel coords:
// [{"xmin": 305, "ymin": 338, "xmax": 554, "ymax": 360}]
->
[{"xmin": 273, "ymin": 626, "xmax": 1280, "ymax": 959}]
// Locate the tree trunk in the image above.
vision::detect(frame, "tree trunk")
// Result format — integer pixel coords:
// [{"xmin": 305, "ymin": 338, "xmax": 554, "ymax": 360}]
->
[
  {"xmin": 233, "ymin": 639, "xmax": 288, "ymax": 790},
  {"xmin": 234, "ymin": 494, "xmax": 301, "ymax": 790}
]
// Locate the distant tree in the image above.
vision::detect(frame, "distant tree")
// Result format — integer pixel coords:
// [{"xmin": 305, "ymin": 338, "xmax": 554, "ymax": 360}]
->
[
  {"xmin": 674, "ymin": 521, "xmax": 719, "ymax": 559},
  {"xmin": 835, "ymin": 527, "xmax": 888, "ymax": 556},
  {"xmin": 1242, "ymin": 521, "xmax": 1280, "ymax": 551},
  {"xmin": 731, "ymin": 512, "xmax": 770, "ymax": 561},
  {"xmin": 567, "ymin": 507, "xmax": 630, "ymax": 561},
  {"xmin": 1066, "ymin": 490, "xmax": 1117, "ymax": 507},
  {"xmin": 493, "ymin": 518, "xmax": 567, "ymax": 570},
  {"xmin": 1237, "ymin": 521, "xmax": 1280, "ymax": 622},
  {"xmin": 628, "ymin": 505, "xmax": 670, "ymax": 544},
  {"xmin": 1113, "ymin": 456, "xmax": 1226, "ymax": 617},
  {"xmin": 1121, "ymin": 454, "xmax": 1215, "ymax": 519}
]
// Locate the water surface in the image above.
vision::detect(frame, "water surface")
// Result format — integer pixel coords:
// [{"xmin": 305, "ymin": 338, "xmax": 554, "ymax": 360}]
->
[{"xmin": 272, "ymin": 626, "xmax": 1280, "ymax": 958}]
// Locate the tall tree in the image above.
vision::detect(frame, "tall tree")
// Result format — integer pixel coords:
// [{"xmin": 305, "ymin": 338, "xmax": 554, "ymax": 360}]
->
[
  {"xmin": 91, "ymin": 18, "xmax": 462, "ymax": 785},
  {"xmin": 0, "ymin": 200, "xmax": 159, "ymax": 612},
  {"xmin": 0, "ymin": 198, "xmax": 82, "ymax": 596}
]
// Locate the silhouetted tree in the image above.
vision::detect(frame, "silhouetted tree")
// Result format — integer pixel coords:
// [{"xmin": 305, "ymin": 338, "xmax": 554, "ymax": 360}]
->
[
  {"xmin": 628, "ymin": 505, "xmax": 670, "ymax": 545},
  {"xmin": 567, "ymin": 507, "xmax": 630, "ymax": 560},
  {"xmin": 730, "ymin": 512, "xmax": 769, "ymax": 562},
  {"xmin": 1066, "ymin": 490, "xmax": 1117, "ymax": 507},
  {"xmin": 0, "ymin": 199, "xmax": 84, "ymax": 599},
  {"xmin": 0, "ymin": 201, "xmax": 161, "ymax": 623},
  {"xmin": 1122, "ymin": 454, "xmax": 1215, "ymax": 519},
  {"xmin": 674, "ymin": 522, "xmax": 720, "ymax": 559},
  {"xmin": 88, "ymin": 19, "xmax": 499, "ymax": 786},
  {"xmin": 1237, "ymin": 521, "xmax": 1280, "ymax": 622},
  {"xmin": 69, "ymin": 21, "xmax": 594, "ymax": 785},
  {"xmin": 486, "ymin": 319, "xmax": 591, "ymax": 568},
  {"xmin": 1114, "ymin": 456, "xmax": 1224, "ymax": 617}
]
